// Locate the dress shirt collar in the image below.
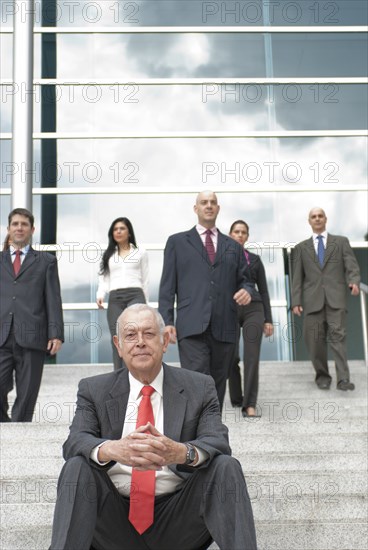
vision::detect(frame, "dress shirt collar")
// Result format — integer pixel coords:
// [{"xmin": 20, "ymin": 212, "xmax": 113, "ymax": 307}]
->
[
  {"xmin": 312, "ymin": 230, "xmax": 328, "ymax": 242},
  {"xmin": 9, "ymin": 244, "xmax": 30, "ymax": 256},
  {"xmin": 128, "ymin": 366, "xmax": 164, "ymax": 401},
  {"xmin": 196, "ymin": 224, "xmax": 218, "ymax": 236}
]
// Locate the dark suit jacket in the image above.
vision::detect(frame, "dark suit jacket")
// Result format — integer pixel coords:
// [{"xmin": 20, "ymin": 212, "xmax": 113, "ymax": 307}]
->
[
  {"xmin": 63, "ymin": 364, "xmax": 231, "ymax": 479},
  {"xmin": 158, "ymin": 227, "xmax": 253, "ymax": 343},
  {"xmin": 0, "ymin": 247, "xmax": 64, "ymax": 350},
  {"xmin": 291, "ymin": 234, "xmax": 361, "ymax": 314}
]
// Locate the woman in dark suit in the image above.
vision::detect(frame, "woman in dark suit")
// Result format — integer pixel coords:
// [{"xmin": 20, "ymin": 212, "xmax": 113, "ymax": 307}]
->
[
  {"xmin": 228, "ymin": 220, "xmax": 273, "ymax": 417},
  {"xmin": 96, "ymin": 217, "xmax": 149, "ymax": 370}
]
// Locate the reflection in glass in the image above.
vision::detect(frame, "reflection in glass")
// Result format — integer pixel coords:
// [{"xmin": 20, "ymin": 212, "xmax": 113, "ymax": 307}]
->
[
  {"xmin": 34, "ymin": 0, "xmax": 368, "ymax": 28},
  {"xmin": 52, "ymin": 33, "xmax": 367, "ymax": 79},
  {"xmin": 36, "ymin": 83, "xmax": 368, "ymax": 134}
]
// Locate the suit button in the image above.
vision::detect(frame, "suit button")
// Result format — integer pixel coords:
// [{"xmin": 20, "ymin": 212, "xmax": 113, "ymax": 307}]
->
[
  {"xmin": 12, "ymin": 296, "xmax": 16, "ymax": 300},
  {"xmin": 9, "ymin": 312, "xmax": 13, "ymax": 315}
]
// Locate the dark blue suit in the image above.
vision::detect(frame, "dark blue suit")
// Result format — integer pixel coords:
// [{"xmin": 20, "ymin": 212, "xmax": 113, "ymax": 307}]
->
[{"xmin": 159, "ymin": 227, "xmax": 253, "ymax": 407}]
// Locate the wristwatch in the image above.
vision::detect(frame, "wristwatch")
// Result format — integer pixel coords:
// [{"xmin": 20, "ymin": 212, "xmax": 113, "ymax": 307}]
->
[{"xmin": 184, "ymin": 443, "xmax": 197, "ymax": 465}]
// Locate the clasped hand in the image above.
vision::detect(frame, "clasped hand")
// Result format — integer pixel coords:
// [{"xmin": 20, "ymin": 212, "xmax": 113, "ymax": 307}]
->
[{"xmin": 98, "ymin": 423, "xmax": 186, "ymax": 471}]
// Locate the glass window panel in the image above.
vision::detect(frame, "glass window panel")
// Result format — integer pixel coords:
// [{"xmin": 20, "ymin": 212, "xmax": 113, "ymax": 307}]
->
[
  {"xmin": 0, "ymin": 194, "xmax": 11, "ymax": 242},
  {"xmin": 55, "ymin": 33, "xmax": 266, "ymax": 79},
  {"xmin": 0, "ymin": 91, "xmax": 12, "ymax": 132},
  {"xmin": 1, "ymin": 0, "xmax": 14, "ymax": 26},
  {"xmin": 51, "ymin": 189, "xmax": 367, "ymax": 249},
  {"xmin": 0, "ymin": 34, "xmax": 12, "ymax": 78},
  {"xmin": 31, "ymin": 137, "xmax": 367, "ymax": 201},
  {"xmin": 0, "ymin": 140, "xmax": 12, "ymax": 188},
  {"xmin": 32, "ymin": 1, "xmax": 368, "ymax": 28},
  {"xmin": 57, "ymin": 309, "xmax": 112, "ymax": 364},
  {"xmin": 272, "ymin": 33, "xmax": 367, "ymax": 77},
  {"xmin": 52, "ymin": 33, "xmax": 367, "ymax": 79},
  {"xmin": 35, "ymin": 83, "xmax": 367, "ymax": 134}
]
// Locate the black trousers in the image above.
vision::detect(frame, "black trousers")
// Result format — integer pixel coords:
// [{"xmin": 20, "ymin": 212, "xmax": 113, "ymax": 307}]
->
[
  {"xmin": 50, "ymin": 455, "xmax": 257, "ymax": 550},
  {"xmin": 178, "ymin": 326, "xmax": 235, "ymax": 410},
  {"xmin": 106, "ymin": 288, "xmax": 146, "ymax": 370},
  {"xmin": 0, "ymin": 329, "xmax": 45, "ymax": 422},
  {"xmin": 228, "ymin": 302, "xmax": 264, "ymax": 410}
]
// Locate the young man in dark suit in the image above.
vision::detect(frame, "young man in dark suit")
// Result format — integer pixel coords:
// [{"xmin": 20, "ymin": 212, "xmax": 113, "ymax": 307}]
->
[
  {"xmin": 0, "ymin": 208, "xmax": 64, "ymax": 421},
  {"xmin": 291, "ymin": 207, "xmax": 360, "ymax": 391},
  {"xmin": 49, "ymin": 304, "xmax": 257, "ymax": 550},
  {"xmin": 158, "ymin": 190, "xmax": 253, "ymax": 409}
]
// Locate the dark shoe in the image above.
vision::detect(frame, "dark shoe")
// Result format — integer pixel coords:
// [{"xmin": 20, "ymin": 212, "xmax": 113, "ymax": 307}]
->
[
  {"xmin": 337, "ymin": 379, "xmax": 355, "ymax": 391},
  {"xmin": 242, "ymin": 408, "xmax": 261, "ymax": 418},
  {"xmin": 231, "ymin": 400, "xmax": 242, "ymax": 408},
  {"xmin": 316, "ymin": 379, "xmax": 331, "ymax": 390}
]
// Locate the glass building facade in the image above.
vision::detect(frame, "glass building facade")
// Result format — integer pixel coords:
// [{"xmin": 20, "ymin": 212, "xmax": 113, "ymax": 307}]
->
[{"xmin": 1, "ymin": 0, "xmax": 367, "ymax": 364}]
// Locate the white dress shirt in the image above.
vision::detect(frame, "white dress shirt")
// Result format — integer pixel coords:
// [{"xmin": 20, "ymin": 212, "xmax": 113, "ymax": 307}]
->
[
  {"xmin": 91, "ymin": 367, "xmax": 208, "ymax": 497},
  {"xmin": 96, "ymin": 245, "xmax": 149, "ymax": 302},
  {"xmin": 10, "ymin": 244, "xmax": 29, "ymax": 264},
  {"xmin": 312, "ymin": 231, "xmax": 328, "ymax": 253},
  {"xmin": 196, "ymin": 224, "xmax": 218, "ymax": 252}
]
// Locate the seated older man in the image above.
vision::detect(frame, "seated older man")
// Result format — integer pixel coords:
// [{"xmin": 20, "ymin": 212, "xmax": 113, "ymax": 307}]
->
[{"xmin": 50, "ymin": 304, "xmax": 257, "ymax": 550}]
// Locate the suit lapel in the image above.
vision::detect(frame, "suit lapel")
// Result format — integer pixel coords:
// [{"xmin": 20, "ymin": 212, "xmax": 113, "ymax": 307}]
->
[
  {"xmin": 305, "ymin": 237, "xmax": 322, "ymax": 269},
  {"xmin": 324, "ymin": 234, "xmax": 336, "ymax": 266},
  {"xmin": 106, "ymin": 368, "xmax": 130, "ymax": 438},
  {"xmin": 186, "ymin": 227, "xmax": 211, "ymax": 265},
  {"xmin": 0, "ymin": 250, "xmax": 15, "ymax": 277},
  {"xmin": 214, "ymin": 231, "xmax": 232, "ymax": 266},
  {"xmin": 16, "ymin": 247, "xmax": 37, "ymax": 278},
  {"xmin": 162, "ymin": 364, "xmax": 187, "ymax": 441}
]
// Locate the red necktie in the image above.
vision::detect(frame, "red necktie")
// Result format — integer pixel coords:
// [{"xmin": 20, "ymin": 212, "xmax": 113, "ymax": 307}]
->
[
  {"xmin": 205, "ymin": 229, "xmax": 215, "ymax": 264},
  {"xmin": 129, "ymin": 386, "xmax": 156, "ymax": 534},
  {"xmin": 13, "ymin": 250, "xmax": 22, "ymax": 276}
]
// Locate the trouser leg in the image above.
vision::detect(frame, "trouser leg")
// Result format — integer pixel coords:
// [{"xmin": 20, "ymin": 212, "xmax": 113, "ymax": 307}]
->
[
  {"xmin": 303, "ymin": 309, "xmax": 331, "ymax": 383},
  {"xmin": 50, "ymin": 456, "xmax": 148, "ymax": 550},
  {"xmin": 228, "ymin": 322, "xmax": 242, "ymax": 405},
  {"xmin": 145, "ymin": 455, "xmax": 257, "ymax": 550},
  {"xmin": 0, "ymin": 333, "xmax": 15, "ymax": 422},
  {"xmin": 325, "ymin": 305, "xmax": 350, "ymax": 382},
  {"xmin": 242, "ymin": 303, "xmax": 264, "ymax": 409},
  {"xmin": 179, "ymin": 329, "xmax": 234, "ymax": 410}
]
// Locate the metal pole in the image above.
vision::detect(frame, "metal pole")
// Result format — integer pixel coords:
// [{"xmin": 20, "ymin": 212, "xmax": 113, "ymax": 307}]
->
[{"xmin": 11, "ymin": 0, "xmax": 34, "ymax": 210}]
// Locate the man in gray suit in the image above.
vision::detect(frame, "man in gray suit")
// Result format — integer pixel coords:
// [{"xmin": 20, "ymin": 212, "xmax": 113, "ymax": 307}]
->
[
  {"xmin": 0, "ymin": 208, "xmax": 64, "ymax": 422},
  {"xmin": 50, "ymin": 304, "xmax": 257, "ymax": 550},
  {"xmin": 159, "ymin": 190, "xmax": 253, "ymax": 409},
  {"xmin": 291, "ymin": 207, "xmax": 360, "ymax": 391}
]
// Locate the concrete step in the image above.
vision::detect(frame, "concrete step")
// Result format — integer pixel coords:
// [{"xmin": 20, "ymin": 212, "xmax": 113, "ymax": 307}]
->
[
  {"xmin": 1, "ymin": 521, "xmax": 368, "ymax": 550},
  {"xmin": 1, "ymin": 361, "xmax": 366, "ymax": 550}
]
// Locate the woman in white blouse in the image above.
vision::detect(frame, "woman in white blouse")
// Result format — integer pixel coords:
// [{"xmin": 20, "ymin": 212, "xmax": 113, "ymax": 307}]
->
[{"xmin": 96, "ymin": 217, "xmax": 149, "ymax": 369}]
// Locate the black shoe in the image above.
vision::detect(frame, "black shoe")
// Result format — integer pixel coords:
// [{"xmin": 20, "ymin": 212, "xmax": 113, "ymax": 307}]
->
[
  {"xmin": 337, "ymin": 379, "xmax": 355, "ymax": 391},
  {"xmin": 316, "ymin": 379, "xmax": 331, "ymax": 390},
  {"xmin": 241, "ymin": 408, "xmax": 261, "ymax": 418},
  {"xmin": 231, "ymin": 400, "xmax": 242, "ymax": 408}
]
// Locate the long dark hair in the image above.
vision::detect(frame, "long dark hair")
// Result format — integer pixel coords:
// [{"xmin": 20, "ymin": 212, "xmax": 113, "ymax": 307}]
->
[{"xmin": 99, "ymin": 217, "xmax": 137, "ymax": 275}]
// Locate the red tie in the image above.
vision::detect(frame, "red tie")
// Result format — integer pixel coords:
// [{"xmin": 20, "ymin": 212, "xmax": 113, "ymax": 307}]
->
[
  {"xmin": 13, "ymin": 250, "xmax": 22, "ymax": 276},
  {"xmin": 205, "ymin": 229, "xmax": 215, "ymax": 264},
  {"xmin": 129, "ymin": 386, "xmax": 156, "ymax": 534}
]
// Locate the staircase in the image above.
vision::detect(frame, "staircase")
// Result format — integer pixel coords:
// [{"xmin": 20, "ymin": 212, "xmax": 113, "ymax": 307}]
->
[{"xmin": 1, "ymin": 361, "xmax": 367, "ymax": 550}]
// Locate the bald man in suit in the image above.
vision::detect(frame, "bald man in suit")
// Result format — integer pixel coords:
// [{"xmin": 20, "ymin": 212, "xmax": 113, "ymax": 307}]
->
[
  {"xmin": 158, "ymin": 191, "xmax": 253, "ymax": 410},
  {"xmin": 291, "ymin": 207, "xmax": 360, "ymax": 391},
  {"xmin": 49, "ymin": 304, "xmax": 257, "ymax": 550}
]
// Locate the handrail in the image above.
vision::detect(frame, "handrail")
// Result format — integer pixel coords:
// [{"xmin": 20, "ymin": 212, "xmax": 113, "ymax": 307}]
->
[{"xmin": 360, "ymin": 282, "xmax": 368, "ymax": 366}]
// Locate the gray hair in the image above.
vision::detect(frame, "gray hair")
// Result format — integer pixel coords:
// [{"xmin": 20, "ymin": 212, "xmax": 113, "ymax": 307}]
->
[{"xmin": 116, "ymin": 304, "xmax": 166, "ymax": 345}]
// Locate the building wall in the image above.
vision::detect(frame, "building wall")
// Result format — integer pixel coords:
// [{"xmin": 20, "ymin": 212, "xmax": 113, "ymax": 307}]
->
[{"xmin": 1, "ymin": 0, "xmax": 367, "ymax": 363}]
